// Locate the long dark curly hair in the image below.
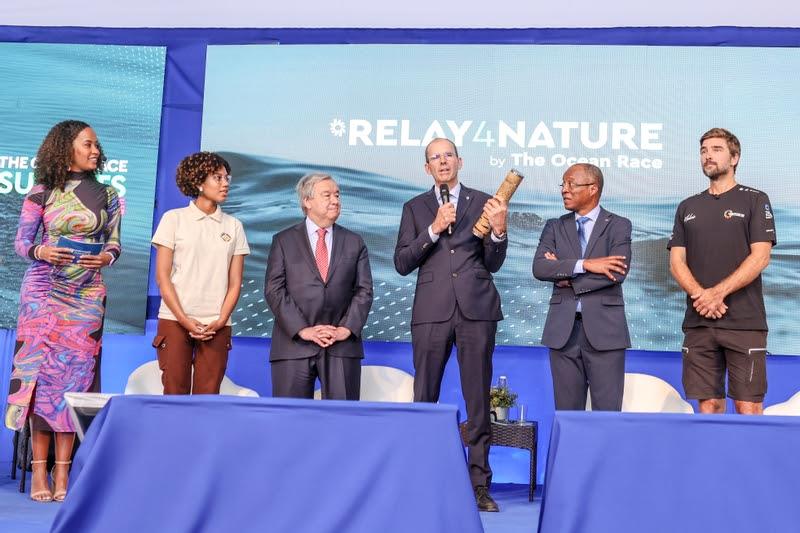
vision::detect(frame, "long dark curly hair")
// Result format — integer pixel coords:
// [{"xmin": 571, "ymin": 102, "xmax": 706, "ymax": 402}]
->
[
  {"xmin": 175, "ymin": 152, "xmax": 231, "ymax": 198},
  {"xmin": 34, "ymin": 120, "xmax": 106, "ymax": 191}
]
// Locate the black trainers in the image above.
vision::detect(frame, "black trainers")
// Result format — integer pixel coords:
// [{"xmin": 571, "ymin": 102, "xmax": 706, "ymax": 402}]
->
[{"xmin": 474, "ymin": 485, "xmax": 499, "ymax": 512}]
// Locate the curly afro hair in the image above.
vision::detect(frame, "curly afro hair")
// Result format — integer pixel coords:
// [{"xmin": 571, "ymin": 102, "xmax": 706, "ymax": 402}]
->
[
  {"xmin": 34, "ymin": 120, "xmax": 106, "ymax": 191},
  {"xmin": 175, "ymin": 152, "xmax": 231, "ymax": 198}
]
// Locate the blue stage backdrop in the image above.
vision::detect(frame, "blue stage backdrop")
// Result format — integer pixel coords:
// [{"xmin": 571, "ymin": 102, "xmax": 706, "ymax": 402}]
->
[
  {"xmin": 201, "ymin": 44, "xmax": 800, "ymax": 353},
  {"xmin": 0, "ymin": 42, "xmax": 166, "ymax": 334},
  {"xmin": 0, "ymin": 26, "xmax": 800, "ymax": 483}
]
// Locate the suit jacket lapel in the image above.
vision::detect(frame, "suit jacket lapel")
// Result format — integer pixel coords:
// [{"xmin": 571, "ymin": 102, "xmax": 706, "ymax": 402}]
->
[
  {"xmin": 584, "ymin": 208, "xmax": 611, "ymax": 258},
  {"xmin": 325, "ymin": 223, "xmax": 345, "ymax": 282},
  {"xmin": 453, "ymin": 184, "xmax": 473, "ymax": 233},
  {"xmin": 423, "ymin": 188, "xmax": 439, "ymax": 220},
  {"xmin": 294, "ymin": 222, "xmax": 323, "ymax": 282},
  {"xmin": 562, "ymin": 214, "xmax": 582, "ymax": 259}
]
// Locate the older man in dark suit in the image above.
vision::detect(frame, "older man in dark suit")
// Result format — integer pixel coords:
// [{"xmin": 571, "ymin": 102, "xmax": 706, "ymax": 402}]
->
[
  {"xmin": 394, "ymin": 138, "xmax": 508, "ymax": 512},
  {"xmin": 533, "ymin": 163, "xmax": 632, "ymax": 411},
  {"xmin": 265, "ymin": 173, "xmax": 373, "ymax": 400}
]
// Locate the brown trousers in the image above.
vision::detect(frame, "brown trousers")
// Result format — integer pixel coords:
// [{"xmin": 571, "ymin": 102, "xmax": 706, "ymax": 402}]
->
[{"xmin": 153, "ymin": 319, "xmax": 231, "ymax": 395}]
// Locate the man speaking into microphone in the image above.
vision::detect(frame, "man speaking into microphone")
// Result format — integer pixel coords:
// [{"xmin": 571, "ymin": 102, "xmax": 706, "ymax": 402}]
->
[{"xmin": 394, "ymin": 138, "xmax": 508, "ymax": 512}]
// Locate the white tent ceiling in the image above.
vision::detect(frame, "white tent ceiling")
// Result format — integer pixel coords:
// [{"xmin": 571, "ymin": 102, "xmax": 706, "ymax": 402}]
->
[{"xmin": 1, "ymin": 0, "xmax": 799, "ymax": 29}]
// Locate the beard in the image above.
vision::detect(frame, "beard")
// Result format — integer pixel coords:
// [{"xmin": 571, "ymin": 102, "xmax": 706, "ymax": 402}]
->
[{"xmin": 702, "ymin": 163, "xmax": 727, "ymax": 180}]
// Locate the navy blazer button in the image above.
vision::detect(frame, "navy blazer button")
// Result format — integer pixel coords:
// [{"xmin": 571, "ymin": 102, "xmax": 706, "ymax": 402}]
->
[
  {"xmin": 450, "ymin": 250, "xmax": 455, "ymax": 254},
  {"xmin": 452, "ymin": 273, "xmax": 458, "ymax": 278}
]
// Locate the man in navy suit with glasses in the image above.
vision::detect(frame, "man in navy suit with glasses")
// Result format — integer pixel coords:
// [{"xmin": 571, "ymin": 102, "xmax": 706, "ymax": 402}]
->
[
  {"xmin": 394, "ymin": 138, "xmax": 509, "ymax": 512},
  {"xmin": 533, "ymin": 163, "xmax": 632, "ymax": 412}
]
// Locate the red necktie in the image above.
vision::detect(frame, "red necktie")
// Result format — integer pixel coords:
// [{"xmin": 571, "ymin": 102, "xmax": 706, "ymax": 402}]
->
[{"xmin": 315, "ymin": 228, "xmax": 329, "ymax": 282}]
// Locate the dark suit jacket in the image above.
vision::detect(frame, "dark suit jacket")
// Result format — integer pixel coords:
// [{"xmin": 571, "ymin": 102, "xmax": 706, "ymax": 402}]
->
[
  {"xmin": 394, "ymin": 184, "xmax": 507, "ymax": 324},
  {"xmin": 532, "ymin": 207, "xmax": 632, "ymax": 351},
  {"xmin": 265, "ymin": 222, "xmax": 373, "ymax": 361}
]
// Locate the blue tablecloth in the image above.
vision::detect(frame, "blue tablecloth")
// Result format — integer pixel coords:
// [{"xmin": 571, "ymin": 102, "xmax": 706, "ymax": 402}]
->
[
  {"xmin": 52, "ymin": 396, "xmax": 482, "ymax": 533},
  {"xmin": 539, "ymin": 411, "xmax": 800, "ymax": 533}
]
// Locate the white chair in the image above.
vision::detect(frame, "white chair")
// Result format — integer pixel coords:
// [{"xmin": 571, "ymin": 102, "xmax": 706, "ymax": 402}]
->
[
  {"xmin": 124, "ymin": 360, "xmax": 259, "ymax": 397},
  {"xmin": 587, "ymin": 372, "xmax": 694, "ymax": 413},
  {"xmin": 764, "ymin": 391, "xmax": 800, "ymax": 416},
  {"xmin": 64, "ymin": 392, "xmax": 117, "ymax": 440},
  {"xmin": 313, "ymin": 365, "xmax": 414, "ymax": 402}
]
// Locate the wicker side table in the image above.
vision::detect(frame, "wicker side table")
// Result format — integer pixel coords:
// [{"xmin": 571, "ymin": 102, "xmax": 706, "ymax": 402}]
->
[{"xmin": 459, "ymin": 420, "xmax": 538, "ymax": 501}]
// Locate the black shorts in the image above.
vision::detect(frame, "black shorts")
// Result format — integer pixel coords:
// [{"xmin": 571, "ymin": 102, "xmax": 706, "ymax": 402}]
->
[{"xmin": 681, "ymin": 327, "xmax": 767, "ymax": 402}]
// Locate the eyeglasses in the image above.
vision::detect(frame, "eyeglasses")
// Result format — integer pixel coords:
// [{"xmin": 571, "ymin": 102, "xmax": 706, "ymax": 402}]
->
[
  {"xmin": 209, "ymin": 174, "xmax": 232, "ymax": 184},
  {"xmin": 559, "ymin": 181, "xmax": 595, "ymax": 191},
  {"xmin": 428, "ymin": 152, "xmax": 457, "ymax": 163}
]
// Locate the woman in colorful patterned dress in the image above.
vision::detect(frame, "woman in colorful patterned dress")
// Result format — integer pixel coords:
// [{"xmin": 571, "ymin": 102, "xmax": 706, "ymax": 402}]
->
[{"xmin": 4, "ymin": 120, "xmax": 122, "ymax": 502}]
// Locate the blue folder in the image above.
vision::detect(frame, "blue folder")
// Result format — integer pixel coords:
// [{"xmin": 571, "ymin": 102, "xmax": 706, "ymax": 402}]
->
[{"xmin": 56, "ymin": 236, "xmax": 103, "ymax": 263}]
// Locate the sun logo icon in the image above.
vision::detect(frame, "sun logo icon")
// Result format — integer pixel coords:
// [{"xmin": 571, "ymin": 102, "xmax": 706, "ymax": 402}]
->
[{"xmin": 329, "ymin": 119, "xmax": 346, "ymax": 137}]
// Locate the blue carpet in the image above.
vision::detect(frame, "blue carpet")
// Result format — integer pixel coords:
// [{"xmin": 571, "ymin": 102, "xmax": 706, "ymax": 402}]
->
[
  {"xmin": 0, "ymin": 462, "xmax": 540, "ymax": 532},
  {"xmin": 0, "ymin": 462, "xmax": 60, "ymax": 533},
  {"xmin": 481, "ymin": 484, "xmax": 542, "ymax": 533}
]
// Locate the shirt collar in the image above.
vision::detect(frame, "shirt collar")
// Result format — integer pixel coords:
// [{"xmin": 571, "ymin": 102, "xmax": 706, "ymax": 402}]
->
[
  {"xmin": 575, "ymin": 204, "xmax": 601, "ymax": 223},
  {"xmin": 435, "ymin": 182, "xmax": 461, "ymax": 203},
  {"xmin": 305, "ymin": 217, "xmax": 333, "ymax": 237},
  {"xmin": 189, "ymin": 200, "xmax": 223, "ymax": 222}
]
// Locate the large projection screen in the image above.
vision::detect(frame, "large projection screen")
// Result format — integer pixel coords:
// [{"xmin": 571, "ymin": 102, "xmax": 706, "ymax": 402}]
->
[{"xmin": 202, "ymin": 44, "xmax": 799, "ymax": 354}]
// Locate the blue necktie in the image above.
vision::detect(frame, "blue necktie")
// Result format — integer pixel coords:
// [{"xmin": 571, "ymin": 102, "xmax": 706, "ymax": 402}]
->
[{"xmin": 577, "ymin": 216, "xmax": 590, "ymax": 257}]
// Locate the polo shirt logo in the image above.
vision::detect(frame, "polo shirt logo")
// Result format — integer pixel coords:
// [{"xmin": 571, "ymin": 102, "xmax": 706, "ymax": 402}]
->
[
  {"xmin": 723, "ymin": 210, "xmax": 745, "ymax": 219},
  {"xmin": 764, "ymin": 204, "xmax": 773, "ymax": 220},
  {"xmin": 684, "ymin": 213, "xmax": 696, "ymax": 223},
  {"xmin": 221, "ymin": 232, "xmax": 232, "ymax": 242}
]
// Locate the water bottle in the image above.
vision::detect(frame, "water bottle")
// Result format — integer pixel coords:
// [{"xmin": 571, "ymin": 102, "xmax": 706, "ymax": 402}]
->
[{"xmin": 497, "ymin": 375, "xmax": 508, "ymax": 390}]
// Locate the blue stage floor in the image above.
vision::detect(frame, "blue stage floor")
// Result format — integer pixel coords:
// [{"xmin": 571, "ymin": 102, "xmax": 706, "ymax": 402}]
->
[
  {"xmin": 0, "ymin": 463, "xmax": 60, "ymax": 533},
  {"xmin": 479, "ymin": 484, "xmax": 543, "ymax": 533},
  {"xmin": 0, "ymin": 463, "xmax": 541, "ymax": 533}
]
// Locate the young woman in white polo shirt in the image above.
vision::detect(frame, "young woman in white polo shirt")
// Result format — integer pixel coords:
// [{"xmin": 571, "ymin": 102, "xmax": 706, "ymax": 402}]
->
[{"xmin": 151, "ymin": 152, "xmax": 250, "ymax": 394}]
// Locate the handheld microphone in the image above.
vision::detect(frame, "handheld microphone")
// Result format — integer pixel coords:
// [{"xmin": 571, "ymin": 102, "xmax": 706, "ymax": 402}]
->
[{"xmin": 440, "ymin": 183, "xmax": 453, "ymax": 235}]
